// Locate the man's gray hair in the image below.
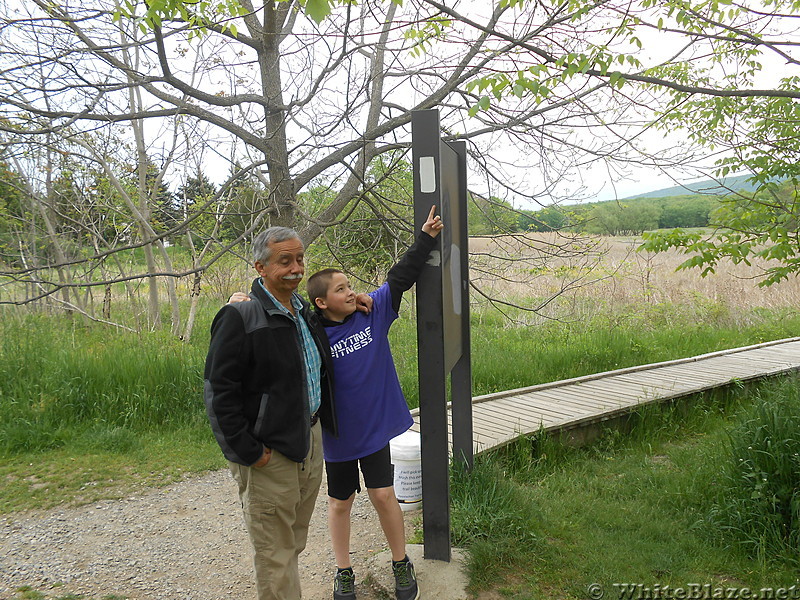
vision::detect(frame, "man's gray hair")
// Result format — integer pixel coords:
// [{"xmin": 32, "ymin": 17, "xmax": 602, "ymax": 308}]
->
[{"xmin": 252, "ymin": 227, "xmax": 302, "ymax": 265}]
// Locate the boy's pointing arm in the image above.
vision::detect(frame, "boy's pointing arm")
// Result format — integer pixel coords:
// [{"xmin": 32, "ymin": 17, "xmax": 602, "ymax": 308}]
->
[{"xmin": 387, "ymin": 205, "xmax": 444, "ymax": 313}]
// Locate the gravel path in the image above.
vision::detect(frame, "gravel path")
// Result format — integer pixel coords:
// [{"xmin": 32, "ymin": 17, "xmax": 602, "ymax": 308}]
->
[{"xmin": 0, "ymin": 469, "xmax": 410, "ymax": 600}]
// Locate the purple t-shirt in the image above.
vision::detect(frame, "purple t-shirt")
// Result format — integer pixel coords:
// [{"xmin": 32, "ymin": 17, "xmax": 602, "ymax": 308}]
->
[{"xmin": 321, "ymin": 282, "xmax": 413, "ymax": 462}]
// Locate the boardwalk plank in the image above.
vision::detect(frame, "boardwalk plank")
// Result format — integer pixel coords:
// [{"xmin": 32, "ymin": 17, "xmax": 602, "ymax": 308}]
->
[
  {"xmin": 488, "ymin": 411, "xmax": 564, "ymax": 433},
  {"xmin": 565, "ymin": 381, "xmax": 658, "ymax": 402},
  {"xmin": 471, "ymin": 415, "xmax": 520, "ymax": 436},
  {"xmin": 406, "ymin": 339, "xmax": 800, "ymax": 457},
  {"xmin": 446, "ymin": 337, "xmax": 800, "ymax": 456},
  {"xmin": 524, "ymin": 388, "xmax": 628, "ymax": 410},
  {"xmin": 538, "ymin": 380, "xmax": 644, "ymax": 398},
  {"xmin": 609, "ymin": 374, "xmax": 698, "ymax": 394},
  {"xmin": 498, "ymin": 395, "xmax": 593, "ymax": 418},
  {"xmin": 474, "ymin": 405, "xmax": 550, "ymax": 429},
  {"xmin": 714, "ymin": 354, "xmax": 796, "ymax": 371},
  {"xmin": 654, "ymin": 365, "xmax": 740, "ymax": 382},
  {"xmin": 514, "ymin": 396, "xmax": 622, "ymax": 421}
]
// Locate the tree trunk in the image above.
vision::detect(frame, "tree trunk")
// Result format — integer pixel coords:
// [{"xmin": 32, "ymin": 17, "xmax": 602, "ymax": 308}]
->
[
  {"xmin": 182, "ymin": 270, "xmax": 203, "ymax": 342},
  {"xmin": 258, "ymin": 1, "xmax": 295, "ymax": 228}
]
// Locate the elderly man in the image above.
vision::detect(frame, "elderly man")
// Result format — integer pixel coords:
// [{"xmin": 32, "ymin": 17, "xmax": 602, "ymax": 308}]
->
[{"xmin": 204, "ymin": 226, "xmax": 359, "ymax": 600}]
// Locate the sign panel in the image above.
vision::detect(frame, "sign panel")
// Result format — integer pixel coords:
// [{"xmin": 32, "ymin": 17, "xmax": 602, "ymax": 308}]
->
[
  {"xmin": 412, "ymin": 108, "xmax": 473, "ymax": 562},
  {"xmin": 439, "ymin": 141, "xmax": 463, "ymax": 372}
]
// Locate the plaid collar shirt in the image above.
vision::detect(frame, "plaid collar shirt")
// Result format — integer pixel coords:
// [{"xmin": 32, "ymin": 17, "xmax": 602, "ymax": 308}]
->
[{"xmin": 258, "ymin": 280, "xmax": 322, "ymax": 416}]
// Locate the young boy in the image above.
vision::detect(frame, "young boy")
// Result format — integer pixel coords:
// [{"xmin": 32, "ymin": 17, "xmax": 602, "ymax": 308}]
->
[{"xmin": 306, "ymin": 205, "xmax": 443, "ymax": 600}]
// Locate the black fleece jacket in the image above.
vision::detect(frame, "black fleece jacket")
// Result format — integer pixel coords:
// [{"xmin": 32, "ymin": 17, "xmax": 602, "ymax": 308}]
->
[{"xmin": 204, "ymin": 282, "xmax": 337, "ymax": 466}]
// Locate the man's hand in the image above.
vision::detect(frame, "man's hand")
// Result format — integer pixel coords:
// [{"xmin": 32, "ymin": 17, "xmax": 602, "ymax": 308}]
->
[
  {"xmin": 253, "ymin": 446, "xmax": 272, "ymax": 468},
  {"xmin": 228, "ymin": 292, "xmax": 250, "ymax": 304},
  {"xmin": 356, "ymin": 293, "xmax": 373, "ymax": 314},
  {"xmin": 422, "ymin": 204, "xmax": 444, "ymax": 238}
]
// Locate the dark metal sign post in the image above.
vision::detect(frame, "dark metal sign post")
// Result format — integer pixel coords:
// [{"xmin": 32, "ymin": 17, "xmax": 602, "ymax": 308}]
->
[{"xmin": 411, "ymin": 109, "xmax": 473, "ymax": 562}]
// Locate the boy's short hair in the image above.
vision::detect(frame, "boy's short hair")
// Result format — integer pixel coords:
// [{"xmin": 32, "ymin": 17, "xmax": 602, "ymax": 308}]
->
[{"xmin": 307, "ymin": 268, "xmax": 344, "ymax": 308}]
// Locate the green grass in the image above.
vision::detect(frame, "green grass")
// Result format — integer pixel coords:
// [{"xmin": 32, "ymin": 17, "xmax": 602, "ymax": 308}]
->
[
  {"xmin": 0, "ymin": 427, "xmax": 224, "ymax": 513},
  {"xmin": 450, "ymin": 381, "xmax": 800, "ymax": 598},
  {"xmin": 0, "ymin": 317, "xmax": 206, "ymax": 450},
  {"xmin": 710, "ymin": 381, "xmax": 800, "ymax": 558},
  {"xmin": 0, "ymin": 312, "xmax": 224, "ymax": 511},
  {"xmin": 1, "ymin": 299, "xmax": 800, "ymax": 513}
]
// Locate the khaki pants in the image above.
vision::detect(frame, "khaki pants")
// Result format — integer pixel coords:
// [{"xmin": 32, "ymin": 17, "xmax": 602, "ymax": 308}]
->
[{"xmin": 229, "ymin": 421, "xmax": 323, "ymax": 600}]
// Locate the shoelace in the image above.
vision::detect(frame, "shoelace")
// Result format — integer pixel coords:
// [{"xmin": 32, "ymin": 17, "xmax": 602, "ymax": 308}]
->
[
  {"xmin": 337, "ymin": 571, "xmax": 355, "ymax": 593},
  {"xmin": 393, "ymin": 563, "xmax": 411, "ymax": 586}
]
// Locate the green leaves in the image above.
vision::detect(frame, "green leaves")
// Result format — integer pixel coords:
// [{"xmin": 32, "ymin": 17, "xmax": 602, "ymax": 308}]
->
[
  {"xmin": 467, "ymin": 67, "xmax": 553, "ymax": 114},
  {"xmin": 640, "ymin": 179, "xmax": 800, "ymax": 287},
  {"xmin": 642, "ymin": 9, "xmax": 800, "ymax": 288},
  {"xmin": 609, "ymin": 71, "xmax": 625, "ymax": 90},
  {"xmin": 114, "ymin": 0, "xmax": 249, "ymax": 37},
  {"xmin": 298, "ymin": 0, "xmax": 335, "ymax": 24},
  {"xmin": 114, "ymin": 0, "xmax": 348, "ymax": 33},
  {"xmin": 403, "ymin": 15, "xmax": 451, "ymax": 57},
  {"xmin": 465, "ymin": 41, "xmax": 643, "ymax": 114}
]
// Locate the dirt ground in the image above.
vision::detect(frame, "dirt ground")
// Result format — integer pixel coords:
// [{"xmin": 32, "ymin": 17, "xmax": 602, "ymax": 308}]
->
[{"xmin": 0, "ymin": 468, "xmax": 420, "ymax": 600}]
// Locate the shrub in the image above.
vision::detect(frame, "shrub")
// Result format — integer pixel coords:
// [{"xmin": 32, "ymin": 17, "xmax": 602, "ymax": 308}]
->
[{"xmin": 714, "ymin": 378, "xmax": 800, "ymax": 562}]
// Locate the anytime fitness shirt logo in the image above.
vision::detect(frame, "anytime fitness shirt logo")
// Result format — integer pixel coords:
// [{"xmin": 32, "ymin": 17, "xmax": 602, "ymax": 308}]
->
[{"xmin": 330, "ymin": 326, "xmax": 373, "ymax": 359}]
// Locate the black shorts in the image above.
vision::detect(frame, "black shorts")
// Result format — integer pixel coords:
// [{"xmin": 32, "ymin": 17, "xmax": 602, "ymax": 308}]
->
[{"xmin": 326, "ymin": 444, "xmax": 394, "ymax": 500}]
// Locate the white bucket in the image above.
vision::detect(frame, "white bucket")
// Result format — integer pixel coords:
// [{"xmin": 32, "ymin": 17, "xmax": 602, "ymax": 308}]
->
[{"xmin": 390, "ymin": 430, "xmax": 422, "ymax": 512}]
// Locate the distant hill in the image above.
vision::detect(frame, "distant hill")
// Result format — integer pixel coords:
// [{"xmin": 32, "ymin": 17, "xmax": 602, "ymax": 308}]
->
[{"xmin": 625, "ymin": 174, "xmax": 758, "ymax": 200}]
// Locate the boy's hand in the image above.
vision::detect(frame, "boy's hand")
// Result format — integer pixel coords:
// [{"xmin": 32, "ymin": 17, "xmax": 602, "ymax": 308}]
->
[
  {"xmin": 356, "ymin": 293, "xmax": 373, "ymax": 314},
  {"xmin": 228, "ymin": 292, "xmax": 250, "ymax": 304},
  {"xmin": 230, "ymin": 290, "xmax": 373, "ymax": 314},
  {"xmin": 422, "ymin": 204, "xmax": 444, "ymax": 238}
]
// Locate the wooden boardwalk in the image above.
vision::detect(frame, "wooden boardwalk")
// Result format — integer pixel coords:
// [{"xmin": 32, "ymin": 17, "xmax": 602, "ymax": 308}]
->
[{"xmin": 409, "ymin": 337, "xmax": 800, "ymax": 455}]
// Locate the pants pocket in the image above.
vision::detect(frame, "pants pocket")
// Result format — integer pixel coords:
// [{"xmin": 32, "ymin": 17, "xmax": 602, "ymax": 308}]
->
[{"xmin": 242, "ymin": 500, "xmax": 278, "ymax": 550}]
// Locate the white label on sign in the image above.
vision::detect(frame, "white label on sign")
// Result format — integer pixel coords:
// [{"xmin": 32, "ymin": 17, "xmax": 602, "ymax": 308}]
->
[{"xmin": 419, "ymin": 156, "xmax": 436, "ymax": 193}]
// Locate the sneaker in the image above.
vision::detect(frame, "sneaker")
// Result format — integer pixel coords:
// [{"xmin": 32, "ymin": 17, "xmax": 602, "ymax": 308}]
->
[
  {"xmin": 392, "ymin": 559, "xmax": 419, "ymax": 600},
  {"xmin": 333, "ymin": 568, "xmax": 356, "ymax": 599}
]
